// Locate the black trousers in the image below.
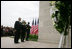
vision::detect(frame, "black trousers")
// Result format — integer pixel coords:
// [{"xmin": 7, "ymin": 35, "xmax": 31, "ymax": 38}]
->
[
  {"xmin": 26, "ymin": 31, "xmax": 30, "ymax": 40},
  {"xmin": 14, "ymin": 30, "xmax": 20, "ymax": 43},
  {"xmin": 21, "ymin": 32, "xmax": 26, "ymax": 42}
]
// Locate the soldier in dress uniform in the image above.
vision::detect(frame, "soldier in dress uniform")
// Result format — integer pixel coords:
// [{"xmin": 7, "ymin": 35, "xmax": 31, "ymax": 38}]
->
[{"xmin": 26, "ymin": 22, "xmax": 31, "ymax": 41}]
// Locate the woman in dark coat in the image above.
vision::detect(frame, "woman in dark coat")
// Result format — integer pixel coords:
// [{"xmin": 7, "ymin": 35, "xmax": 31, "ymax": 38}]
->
[{"xmin": 21, "ymin": 20, "xmax": 26, "ymax": 42}]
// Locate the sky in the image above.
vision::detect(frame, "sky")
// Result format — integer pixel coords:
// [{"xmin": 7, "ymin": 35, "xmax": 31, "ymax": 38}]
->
[{"xmin": 1, "ymin": 1, "xmax": 39, "ymax": 28}]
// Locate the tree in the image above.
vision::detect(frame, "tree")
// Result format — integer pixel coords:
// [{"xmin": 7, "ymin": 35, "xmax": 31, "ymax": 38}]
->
[
  {"xmin": 52, "ymin": 1, "xmax": 71, "ymax": 35},
  {"xmin": 51, "ymin": 1, "xmax": 71, "ymax": 48}
]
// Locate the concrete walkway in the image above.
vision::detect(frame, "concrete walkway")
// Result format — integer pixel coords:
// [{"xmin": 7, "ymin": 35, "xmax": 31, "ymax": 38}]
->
[{"xmin": 1, "ymin": 37, "xmax": 58, "ymax": 48}]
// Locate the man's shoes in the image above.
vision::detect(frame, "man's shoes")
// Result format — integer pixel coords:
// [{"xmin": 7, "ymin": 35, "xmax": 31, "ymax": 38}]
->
[
  {"xmin": 26, "ymin": 40, "xmax": 29, "ymax": 41},
  {"xmin": 21, "ymin": 41, "xmax": 24, "ymax": 42},
  {"xmin": 14, "ymin": 42, "xmax": 19, "ymax": 44}
]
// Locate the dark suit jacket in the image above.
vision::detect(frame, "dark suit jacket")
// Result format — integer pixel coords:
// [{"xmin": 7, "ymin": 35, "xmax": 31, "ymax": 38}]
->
[
  {"xmin": 14, "ymin": 21, "xmax": 22, "ymax": 30},
  {"xmin": 22, "ymin": 25, "xmax": 26, "ymax": 32},
  {"xmin": 26, "ymin": 24, "xmax": 31, "ymax": 32}
]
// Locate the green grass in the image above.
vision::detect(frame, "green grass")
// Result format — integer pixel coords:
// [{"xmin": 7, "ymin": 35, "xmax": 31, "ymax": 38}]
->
[{"xmin": 29, "ymin": 34, "xmax": 38, "ymax": 41}]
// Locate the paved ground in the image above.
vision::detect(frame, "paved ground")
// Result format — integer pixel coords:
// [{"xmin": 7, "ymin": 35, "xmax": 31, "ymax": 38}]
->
[{"xmin": 1, "ymin": 37, "xmax": 58, "ymax": 48}]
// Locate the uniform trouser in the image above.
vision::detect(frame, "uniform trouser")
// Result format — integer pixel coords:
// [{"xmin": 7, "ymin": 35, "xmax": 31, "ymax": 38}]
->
[
  {"xmin": 26, "ymin": 31, "xmax": 30, "ymax": 40},
  {"xmin": 21, "ymin": 32, "xmax": 26, "ymax": 42},
  {"xmin": 14, "ymin": 30, "xmax": 20, "ymax": 43}
]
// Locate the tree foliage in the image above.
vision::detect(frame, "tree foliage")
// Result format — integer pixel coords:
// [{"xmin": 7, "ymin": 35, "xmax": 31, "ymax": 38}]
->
[{"xmin": 52, "ymin": 1, "xmax": 71, "ymax": 35}]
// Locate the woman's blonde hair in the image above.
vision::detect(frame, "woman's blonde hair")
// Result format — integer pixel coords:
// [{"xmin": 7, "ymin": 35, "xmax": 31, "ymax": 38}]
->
[{"xmin": 22, "ymin": 20, "xmax": 26, "ymax": 25}]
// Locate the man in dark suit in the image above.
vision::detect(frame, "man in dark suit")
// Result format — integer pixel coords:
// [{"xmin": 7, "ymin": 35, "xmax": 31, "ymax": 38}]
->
[
  {"xmin": 26, "ymin": 22, "xmax": 31, "ymax": 41},
  {"xmin": 14, "ymin": 17, "xmax": 22, "ymax": 43}
]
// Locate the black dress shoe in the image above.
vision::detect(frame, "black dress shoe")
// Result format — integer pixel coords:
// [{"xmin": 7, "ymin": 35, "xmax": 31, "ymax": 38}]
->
[
  {"xmin": 26, "ymin": 40, "xmax": 29, "ymax": 41},
  {"xmin": 21, "ymin": 41, "xmax": 24, "ymax": 42},
  {"xmin": 14, "ymin": 42, "xmax": 19, "ymax": 44}
]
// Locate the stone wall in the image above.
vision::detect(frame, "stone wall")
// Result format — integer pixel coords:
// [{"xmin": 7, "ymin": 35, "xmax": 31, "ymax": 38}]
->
[{"xmin": 38, "ymin": 1, "xmax": 61, "ymax": 44}]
